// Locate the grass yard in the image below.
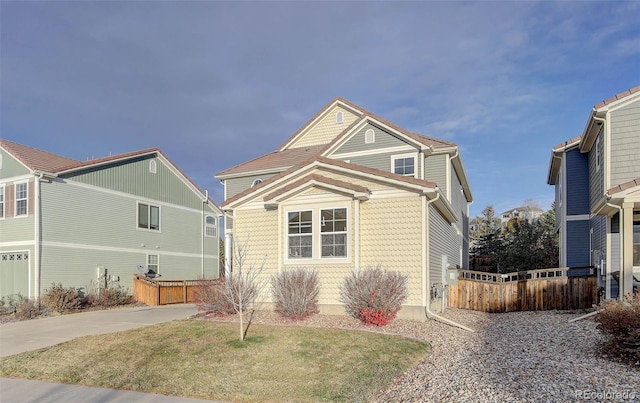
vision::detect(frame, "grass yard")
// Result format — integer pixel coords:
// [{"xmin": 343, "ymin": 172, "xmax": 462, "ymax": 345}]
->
[{"xmin": 0, "ymin": 320, "xmax": 429, "ymax": 402}]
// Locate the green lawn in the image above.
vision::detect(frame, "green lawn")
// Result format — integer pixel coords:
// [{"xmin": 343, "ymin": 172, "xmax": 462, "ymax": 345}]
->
[{"xmin": 0, "ymin": 320, "xmax": 429, "ymax": 402}]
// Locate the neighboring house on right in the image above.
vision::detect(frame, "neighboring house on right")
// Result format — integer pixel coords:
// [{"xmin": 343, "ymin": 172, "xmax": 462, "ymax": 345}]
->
[{"xmin": 548, "ymin": 85, "xmax": 640, "ymax": 299}]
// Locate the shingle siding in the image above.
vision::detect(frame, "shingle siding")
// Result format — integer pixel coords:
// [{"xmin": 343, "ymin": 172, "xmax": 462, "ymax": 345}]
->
[
  {"xmin": 289, "ymin": 105, "xmax": 359, "ymax": 148},
  {"xmin": 610, "ymin": 99, "xmax": 640, "ymax": 187}
]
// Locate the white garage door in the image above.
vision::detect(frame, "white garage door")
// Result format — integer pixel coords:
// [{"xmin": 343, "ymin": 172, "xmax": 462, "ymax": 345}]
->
[{"xmin": 0, "ymin": 252, "xmax": 30, "ymax": 299}]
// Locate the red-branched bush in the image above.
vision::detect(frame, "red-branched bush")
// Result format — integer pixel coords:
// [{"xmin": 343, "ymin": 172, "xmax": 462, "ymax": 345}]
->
[
  {"xmin": 595, "ymin": 292, "xmax": 640, "ymax": 363},
  {"xmin": 271, "ymin": 268, "xmax": 319, "ymax": 320},
  {"xmin": 339, "ymin": 267, "xmax": 408, "ymax": 326}
]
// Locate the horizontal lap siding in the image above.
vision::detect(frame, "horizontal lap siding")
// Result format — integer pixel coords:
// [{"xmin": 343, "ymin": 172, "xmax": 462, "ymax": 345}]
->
[
  {"xmin": 0, "ymin": 149, "xmax": 31, "ymax": 179},
  {"xmin": 333, "ymin": 124, "xmax": 410, "ymax": 155},
  {"xmin": 41, "ymin": 180, "xmax": 215, "ymax": 255},
  {"xmin": 0, "ymin": 215, "xmax": 34, "ymax": 242},
  {"xmin": 349, "ymin": 151, "xmax": 419, "ymax": 173},
  {"xmin": 289, "ymin": 105, "xmax": 359, "ymax": 148},
  {"xmin": 425, "ymin": 154, "xmax": 447, "ymax": 195},
  {"xmin": 566, "ymin": 149, "xmax": 590, "ymax": 216},
  {"xmin": 429, "ymin": 205, "xmax": 459, "ymax": 284},
  {"xmin": 566, "ymin": 220, "xmax": 590, "ymax": 267},
  {"xmin": 226, "ymin": 174, "xmax": 278, "ymax": 199},
  {"xmin": 589, "ymin": 133, "xmax": 604, "ymax": 212},
  {"xmin": 610, "ymin": 100, "xmax": 640, "ymax": 186},
  {"xmin": 360, "ymin": 197, "xmax": 423, "ymax": 306}
]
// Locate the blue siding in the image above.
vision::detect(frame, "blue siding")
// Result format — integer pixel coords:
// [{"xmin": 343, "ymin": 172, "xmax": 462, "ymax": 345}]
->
[
  {"xmin": 565, "ymin": 149, "xmax": 590, "ymax": 216},
  {"xmin": 566, "ymin": 220, "xmax": 590, "ymax": 267}
]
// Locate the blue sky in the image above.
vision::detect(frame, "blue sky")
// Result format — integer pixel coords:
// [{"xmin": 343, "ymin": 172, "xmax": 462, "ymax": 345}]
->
[{"xmin": 1, "ymin": 1, "xmax": 638, "ymax": 218}]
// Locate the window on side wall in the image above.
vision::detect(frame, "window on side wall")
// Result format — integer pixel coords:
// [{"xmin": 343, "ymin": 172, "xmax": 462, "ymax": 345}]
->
[
  {"xmin": 365, "ymin": 129, "xmax": 375, "ymax": 144},
  {"xmin": 633, "ymin": 217, "xmax": 640, "ymax": 267},
  {"xmin": 595, "ymin": 140, "xmax": 601, "ymax": 172},
  {"xmin": 138, "ymin": 202, "xmax": 160, "ymax": 231},
  {"xmin": 147, "ymin": 254, "xmax": 159, "ymax": 274},
  {"xmin": 15, "ymin": 182, "xmax": 28, "ymax": 216},
  {"xmin": 288, "ymin": 211, "xmax": 313, "ymax": 258},
  {"xmin": 392, "ymin": 155, "xmax": 415, "ymax": 177},
  {"xmin": 0, "ymin": 185, "xmax": 4, "ymax": 219},
  {"xmin": 205, "ymin": 215, "xmax": 217, "ymax": 237},
  {"xmin": 321, "ymin": 208, "xmax": 347, "ymax": 257}
]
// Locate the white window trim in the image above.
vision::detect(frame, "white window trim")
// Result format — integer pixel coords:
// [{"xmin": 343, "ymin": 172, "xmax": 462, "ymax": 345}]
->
[
  {"xmin": 336, "ymin": 111, "xmax": 343, "ymax": 124},
  {"xmin": 251, "ymin": 178, "xmax": 263, "ymax": 187},
  {"xmin": 15, "ymin": 181, "xmax": 28, "ymax": 217},
  {"xmin": 365, "ymin": 128, "xmax": 375, "ymax": 144},
  {"xmin": 391, "ymin": 153, "xmax": 417, "ymax": 178},
  {"xmin": 147, "ymin": 253, "xmax": 160, "ymax": 274},
  {"xmin": 149, "ymin": 159, "xmax": 157, "ymax": 174},
  {"xmin": 137, "ymin": 201, "xmax": 161, "ymax": 232},
  {"xmin": 284, "ymin": 206, "xmax": 350, "ymax": 263}
]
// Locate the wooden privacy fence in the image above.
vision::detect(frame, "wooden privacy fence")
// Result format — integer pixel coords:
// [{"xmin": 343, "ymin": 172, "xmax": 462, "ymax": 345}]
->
[
  {"xmin": 133, "ymin": 274, "xmax": 219, "ymax": 306},
  {"xmin": 448, "ymin": 268, "xmax": 598, "ymax": 313}
]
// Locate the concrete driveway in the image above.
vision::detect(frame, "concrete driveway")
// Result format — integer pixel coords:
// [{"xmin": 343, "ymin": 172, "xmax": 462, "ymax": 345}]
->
[
  {"xmin": 0, "ymin": 304, "xmax": 199, "ymax": 357},
  {"xmin": 0, "ymin": 304, "xmax": 230, "ymax": 402}
]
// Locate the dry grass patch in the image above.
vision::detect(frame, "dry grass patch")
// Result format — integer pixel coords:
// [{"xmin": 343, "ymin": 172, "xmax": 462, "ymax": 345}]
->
[{"xmin": 0, "ymin": 320, "xmax": 429, "ymax": 402}]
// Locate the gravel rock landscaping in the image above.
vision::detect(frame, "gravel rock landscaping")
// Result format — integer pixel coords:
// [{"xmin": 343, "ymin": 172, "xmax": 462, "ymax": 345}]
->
[{"xmin": 205, "ymin": 308, "xmax": 639, "ymax": 402}]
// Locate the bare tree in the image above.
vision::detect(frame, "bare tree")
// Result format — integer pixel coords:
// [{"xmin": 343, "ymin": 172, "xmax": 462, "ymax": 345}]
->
[{"xmin": 224, "ymin": 238, "xmax": 267, "ymax": 341}]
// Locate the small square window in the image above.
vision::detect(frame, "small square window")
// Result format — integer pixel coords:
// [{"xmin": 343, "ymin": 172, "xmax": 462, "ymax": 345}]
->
[
  {"xmin": 393, "ymin": 157, "xmax": 415, "ymax": 177},
  {"xmin": 138, "ymin": 202, "xmax": 160, "ymax": 231}
]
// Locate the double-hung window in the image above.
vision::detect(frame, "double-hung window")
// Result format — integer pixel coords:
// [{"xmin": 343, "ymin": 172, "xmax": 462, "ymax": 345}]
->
[
  {"xmin": 287, "ymin": 208, "xmax": 348, "ymax": 259},
  {"xmin": 147, "ymin": 254, "xmax": 159, "ymax": 274},
  {"xmin": 138, "ymin": 202, "xmax": 160, "ymax": 231},
  {"xmin": 392, "ymin": 156, "xmax": 415, "ymax": 177},
  {"xmin": 288, "ymin": 211, "xmax": 313, "ymax": 258},
  {"xmin": 205, "ymin": 215, "xmax": 217, "ymax": 237},
  {"xmin": 321, "ymin": 208, "xmax": 347, "ymax": 257},
  {"xmin": 15, "ymin": 182, "xmax": 28, "ymax": 216}
]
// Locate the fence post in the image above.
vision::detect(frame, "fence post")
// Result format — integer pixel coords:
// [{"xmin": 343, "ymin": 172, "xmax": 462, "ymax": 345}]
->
[{"xmin": 183, "ymin": 280, "xmax": 187, "ymax": 304}]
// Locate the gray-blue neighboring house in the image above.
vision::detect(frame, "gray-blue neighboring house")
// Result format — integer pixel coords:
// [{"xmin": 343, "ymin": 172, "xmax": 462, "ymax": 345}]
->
[
  {"xmin": 0, "ymin": 140, "xmax": 222, "ymax": 300},
  {"xmin": 548, "ymin": 85, "xmax": 640, "ymax": 299}
]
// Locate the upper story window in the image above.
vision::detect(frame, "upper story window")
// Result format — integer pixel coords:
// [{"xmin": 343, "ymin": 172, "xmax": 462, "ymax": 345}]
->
[
  {"xmin": 149, "ymin": 159, "xmax": 157, "ymax": 174},
  {"xmin": 138, "ymin": 202, "xmax": 160, "ymax": 231},
  {"xmin": 392, "ymin": 155, "xmax": 416, "ymax": 177},
  {"xmin": 0, "ymin": 185, "xmax": 4, "ymax": 219},
  {"xmin": 15, "ymin": 182, "xmax": 28, "ymax": 217},
  {"xmin": 205, "ymin": 215, "xmax": 217, "ymax": 237},
  {"xmin": 365, "ymin": 129, "xmax": 375, "ymax": 144},
  {"xmin": 336, "ymin": 111, "xmax": 343, "ymax": 124}
]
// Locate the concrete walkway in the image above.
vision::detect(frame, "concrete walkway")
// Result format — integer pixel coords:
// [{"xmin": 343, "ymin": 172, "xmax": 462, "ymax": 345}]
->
[{"xmin": 0, "ymin": 304, "xmax": 224, "ymax": 402}]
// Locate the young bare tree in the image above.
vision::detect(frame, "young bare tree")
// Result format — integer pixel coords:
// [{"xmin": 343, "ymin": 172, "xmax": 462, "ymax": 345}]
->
[{"xmin": 224, "ymin": 238, "xmax": 267, "ymax": 341}]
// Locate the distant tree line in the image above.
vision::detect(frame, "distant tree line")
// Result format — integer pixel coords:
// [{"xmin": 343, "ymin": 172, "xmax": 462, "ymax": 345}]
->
[{"xmin": 469, "ymin": 205, "xmax": 558, "ymax": 273}]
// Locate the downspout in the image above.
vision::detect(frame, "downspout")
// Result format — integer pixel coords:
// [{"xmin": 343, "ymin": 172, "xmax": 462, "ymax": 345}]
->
[
  {"xmin": 202, "ymin": 190, "xmax": 208, "ymax": 278},
  {"xmin": 34, "ymin": 173, "xmax": 43, "ymax": 300},
  {"xmin": 423, "ymin": 191, "xmax": 474, "ymax": 332},
  {"xmin": 605, "ymin": 196, "xmax": 624, "ymax": 300}
]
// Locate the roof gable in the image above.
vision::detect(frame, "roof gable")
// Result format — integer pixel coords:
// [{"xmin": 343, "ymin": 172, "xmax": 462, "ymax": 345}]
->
[{"xmin": 0, "ymin": 139, "xmax": 79, "ymax": 173}]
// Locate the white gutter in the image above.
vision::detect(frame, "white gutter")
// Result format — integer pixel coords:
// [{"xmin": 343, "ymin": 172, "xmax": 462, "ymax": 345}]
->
[{"xmin": 423, "ymin": 191, "xmax": 474, "ymax": 332}]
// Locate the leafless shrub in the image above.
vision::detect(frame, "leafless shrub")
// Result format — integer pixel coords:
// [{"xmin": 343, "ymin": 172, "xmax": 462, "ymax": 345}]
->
[
  {"xmin": 271, "ymin": 268, "xmax": 319, "ymax": 320},
  {"xmin": 15, "ymin": 298, "xmax": 43, "ymax": 320},
  {"xmin": 595, "ymin": 292, "xmax": 640, "ymax": 363},
  {"xmin": 339, "ymin": 266, "xmax": 408, "ymax": 326},
  {"xmin": 193, "ymin": 278, "xmax": 235, "ymax": 316},
  {"xmin": 40, "ymin": 283, "xmax": 85, "ymax": 313},
  {"xmin": 86, "ymin": 283, "xmax": 134, "ymax": 307}
]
